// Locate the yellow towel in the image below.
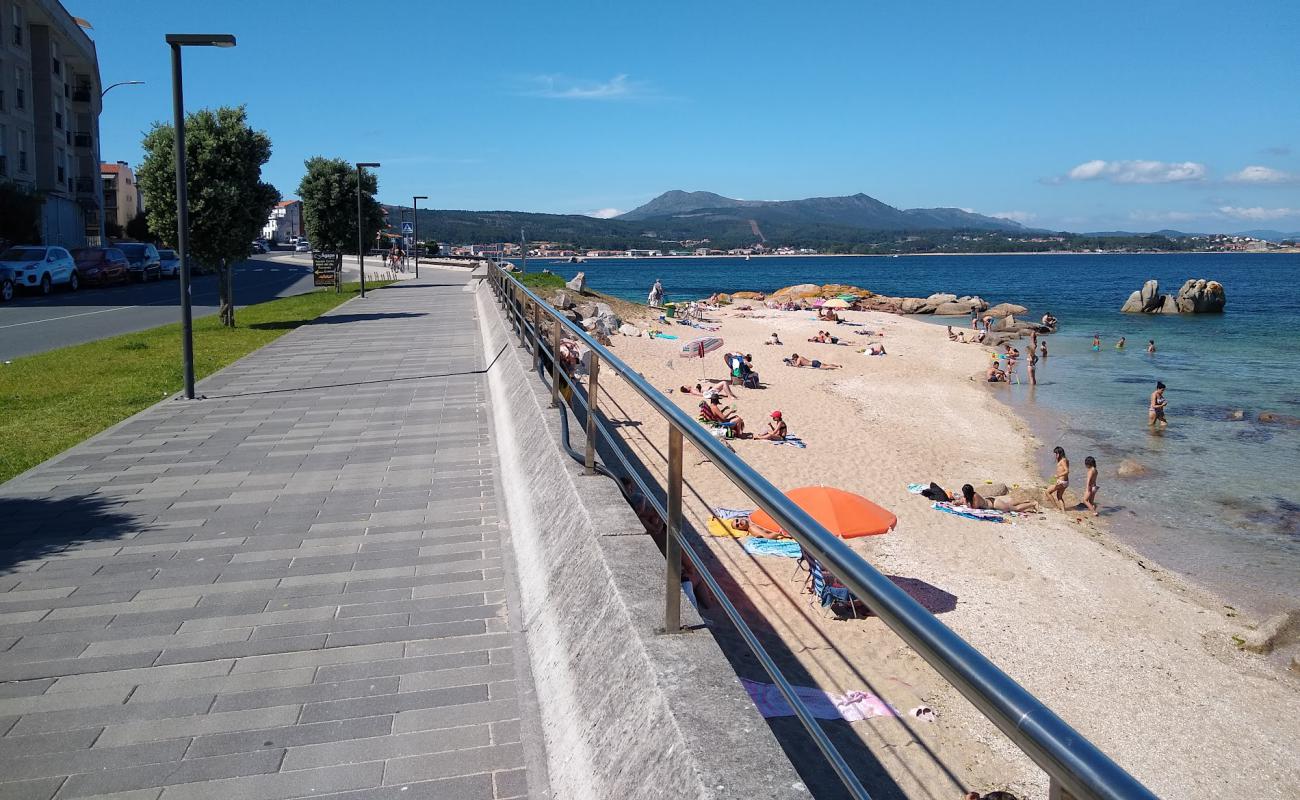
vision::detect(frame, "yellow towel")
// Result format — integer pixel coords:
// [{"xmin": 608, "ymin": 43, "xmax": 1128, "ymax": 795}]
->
[{"xmin": 707, "ymin": 517, "xmax": 747, "ymax": 537}]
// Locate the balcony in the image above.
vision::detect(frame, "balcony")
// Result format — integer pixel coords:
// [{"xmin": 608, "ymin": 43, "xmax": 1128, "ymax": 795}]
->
[
  {"xmin": 74, "ymin": 133, "xmax": 93, "ymax": 149},
  {"xmin": 73, "ymin": 177, "xmax": 96, "ymax": 195},
  {"xmin": 72, "ymin": 86, "xmax": 91, "ymax": 103}
]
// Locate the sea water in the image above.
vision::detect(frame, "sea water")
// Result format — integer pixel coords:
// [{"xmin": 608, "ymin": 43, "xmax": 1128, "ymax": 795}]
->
[{"xmin": 527, "ymin": 253, "xmax": 1300, "ymax": 616}]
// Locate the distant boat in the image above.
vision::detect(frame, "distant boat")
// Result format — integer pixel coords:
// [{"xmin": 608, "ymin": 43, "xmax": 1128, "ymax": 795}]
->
[{"xmin": 744, "ymin": 255, "xmax": 751, "ymax": 261}]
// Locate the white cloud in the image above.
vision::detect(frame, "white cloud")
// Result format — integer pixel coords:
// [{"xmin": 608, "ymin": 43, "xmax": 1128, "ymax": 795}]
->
[
  {"xmin": 991, "ymin": 210, "xmax": 1036, "ymax": 223},
  {"xmin": 523, "ymin": 73, "xmax": 648, "ymax": 100},
  {"xmin": 586, "ymin": 208, "xmax": 624, "ymax": 219},
  {"xmin": 1227, "ymin": 165, "xmax": 1299, "ymax": 184},
  {"xmin": 1064, "ymin": 159, "xmax": 1207, "ymax": 184},
  {"xmin": 1216, "ymin": 206, "xmax": 1300, "ymax": 221}
]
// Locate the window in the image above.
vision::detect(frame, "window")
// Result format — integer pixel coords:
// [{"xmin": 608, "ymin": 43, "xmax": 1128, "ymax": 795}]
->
[
  {"xmin": 18, "ymin": 128, "xmax": 28, "ymax": 172},
  {"xmin": 15, "ymin": 65, "xmax": 23, "ymax": 110},
  {"xmin": 11, "ymin": 3, "xmax": 22, "ymax": 47},
  {"xmin": 51, "ymin": 40, "xmax": 60, "ymax": 77},
  {"xmin": 0, "ymin": 57, "xmax": 5, "ymax": 111},
  {"xmin": 54, "ymin": 94, "xmax": 64, "ymax": 130},
  {"xmin": 56, "ymin": 147, "xmax": 65, "ymax": 184},
  {"xmin": 0, "ymin": 124, "xmax": 7, "ymax": 177}
]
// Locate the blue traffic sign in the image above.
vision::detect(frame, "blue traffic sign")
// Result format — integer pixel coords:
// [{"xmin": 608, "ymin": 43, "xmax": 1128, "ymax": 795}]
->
[{"xmin": 401, "ymin": 221, "xmax": 414, "ymax": 234}]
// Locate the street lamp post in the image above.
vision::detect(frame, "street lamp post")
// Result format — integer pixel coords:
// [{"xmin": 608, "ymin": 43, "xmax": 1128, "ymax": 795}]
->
[
  {"xmin": 356, "ymin": 162, "xmax": 380, "ymax": 298},
  {"xmin": 97, "ymin": 81, "xmax": 144, "ymax": 243},
  {"xmin": 412, "ymin": 195, "xmax": 427, "ymax": 278},
  {"xmin": 166, "ymin": 33, "xmax": 235, "ymax": 401}
]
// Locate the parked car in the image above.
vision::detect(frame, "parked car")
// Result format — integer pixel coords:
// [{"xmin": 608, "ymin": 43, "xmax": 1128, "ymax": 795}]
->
[
  {"xmin": 294, "ymin": 240, "xmax": 312, "ymax": 252},
  {"xmin": 157, "ymin": 249, "xmax": 181, "ymax": 278},
  {"xmin": 71, "ymin": 247, "xmax": 130, "ymax": 287},
  {"xmin": 116, "ymin": 242, "xmax": 162, "ymax": 282},
  {"xmin": 0, "ymin": 245, "xmax": 78, "ymax": 299},
  {"xmin": 249, "ymin": 240, "xmax": 269, "ymax": 254}
]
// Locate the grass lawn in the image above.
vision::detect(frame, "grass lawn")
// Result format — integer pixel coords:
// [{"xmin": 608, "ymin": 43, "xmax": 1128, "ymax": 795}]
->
[
  {"xmin": 517, "ymin": 271, "xmax": 567, "ymax": 290},
  {"xmin": 0, "ymin": 281, "xmax": 391, "ymax": 484}
]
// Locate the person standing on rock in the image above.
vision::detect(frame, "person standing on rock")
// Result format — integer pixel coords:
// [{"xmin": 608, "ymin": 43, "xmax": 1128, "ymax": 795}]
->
[
  {"xmin": 1046, "ymin": 446, "xmax": 1069, "ymax": 512},
  {"xmin": 1149, "ymin": 382, "xmax": 1169, "ymax": 428}
]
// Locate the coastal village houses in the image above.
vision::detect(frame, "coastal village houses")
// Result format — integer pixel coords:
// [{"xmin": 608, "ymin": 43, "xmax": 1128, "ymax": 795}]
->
[{"xmin": 262, "ymin": 199, "xmax": 303, "ymax": 244}]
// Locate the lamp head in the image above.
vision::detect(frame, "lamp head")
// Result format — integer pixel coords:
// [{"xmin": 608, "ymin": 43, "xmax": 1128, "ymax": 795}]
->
[
  {"xmin": 165, "ymin": 33, "xmax": 237, "ymax": 47},
  {"xmin": 413, "ymin": 195, "xmax": 428, "ymax": 201},
  {"xmin": 357, "ymin": 162, "xmax": 381, "ymax": 169}
]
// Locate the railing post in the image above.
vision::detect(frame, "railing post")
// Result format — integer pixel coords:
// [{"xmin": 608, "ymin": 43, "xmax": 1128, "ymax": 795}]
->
[
  {"xmin": 664, "ymin": 426, "xmax": 683, "ymax": 633},
  {"xmin": 550, "ymin": 314, "xmax": 563, "ymax": 408},
  {"xmin": 585, "ymin": 355, "xmax": 600, "ymax": 474},
  {"xmin": 532, "ymin": 301, "xmax": 542, "ymax": 370}
]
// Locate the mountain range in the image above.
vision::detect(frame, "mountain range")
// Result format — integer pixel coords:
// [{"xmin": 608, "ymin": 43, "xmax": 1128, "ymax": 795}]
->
[{"xmin": 618, "ymin": 189, "xmax": 1026, "ymax": 233}]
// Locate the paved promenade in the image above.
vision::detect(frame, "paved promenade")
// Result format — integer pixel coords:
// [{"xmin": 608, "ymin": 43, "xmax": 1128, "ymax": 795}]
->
[{"xmin": 0, "ymin": 272, "xmax": 545, "ymax": 799}]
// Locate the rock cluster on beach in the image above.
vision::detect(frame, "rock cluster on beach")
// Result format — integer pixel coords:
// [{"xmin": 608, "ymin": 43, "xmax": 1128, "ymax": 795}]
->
[
  {"xmin": 551, "ymin": 290, "xmax": 624, "ymax": 340},
  {"xmin": 1120, "ymin": 278, "xmax": 1226, "ymax": 314}
]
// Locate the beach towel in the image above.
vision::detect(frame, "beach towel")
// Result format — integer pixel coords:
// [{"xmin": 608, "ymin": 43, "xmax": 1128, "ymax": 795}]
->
[
  {"xmin": 741, "ymin": 537, "xmax": 802, "ymax": 559},
  {"xmin": 652, "ymin": 332, "xmax": 678, "ymax": 340},
  {"xmin": 712, "ymin": 507, "xmax": 753, "ymax": 521},
  {"xmin": 740, "ymin": 678, "xmax": 897, "ymax": 722},
  {"xmin": 931, "ymin": 501, "xmax": 1006, "ymax": 523},
  {"xmin": 906, "ymin": 483, "xmax": 926, "ymax": 495},
  {"xmin": 770, "ymin": 436, "xmax": 807, "ymax": 448},
  {"xmin": 707, "ymin": 517, "xmax": 748, "ymax": 538}
]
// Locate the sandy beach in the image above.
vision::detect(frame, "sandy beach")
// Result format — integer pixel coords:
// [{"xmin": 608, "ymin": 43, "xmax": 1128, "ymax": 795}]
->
[{"xmin": 586, "ymin": 300, "xmax": 1299, "ymax": 798}]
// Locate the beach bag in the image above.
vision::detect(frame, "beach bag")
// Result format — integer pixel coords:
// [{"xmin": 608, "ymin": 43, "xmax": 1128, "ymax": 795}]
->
[
  {"xmin": 743, "ymin": 373, "xmax": 760, "ymax": 389},
  {"xmin": 919, "ymin": 482, "xmax": 948, "ymax": 502}
]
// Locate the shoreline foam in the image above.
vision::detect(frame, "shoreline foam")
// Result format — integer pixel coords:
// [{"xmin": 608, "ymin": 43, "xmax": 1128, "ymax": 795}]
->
[{"xmin": 583, "ymin": 296, "xmax": 1298, "ymax": 798}]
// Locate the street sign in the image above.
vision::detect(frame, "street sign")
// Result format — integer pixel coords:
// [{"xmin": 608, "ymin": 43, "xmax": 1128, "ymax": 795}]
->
[
  {"xmin": 400, "ymin": 221, "xmax": 413, "ymax": 234},
  {"xmin": 312, "ymin": 252, "xmax": 339, "ymax": 287}
]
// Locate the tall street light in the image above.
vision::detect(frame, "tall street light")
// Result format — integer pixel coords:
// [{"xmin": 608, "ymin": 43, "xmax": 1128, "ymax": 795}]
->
[
  {"xmin": 356, "ymin": 162, "xmax": 380, "ymax": 298},
  {"xmin": 97, "ymin": 80, "xmax": 144, "ymax": 243},
  {"xmin": 412, "ymin": 195, "xmax": 427, "ymax": 278},
  {"xmin": 166, "ymin": 33, "xmax": 235, "ymax": 401}
]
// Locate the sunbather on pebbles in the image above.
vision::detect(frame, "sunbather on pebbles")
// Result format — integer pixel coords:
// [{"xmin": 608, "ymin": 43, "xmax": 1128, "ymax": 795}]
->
[{"xmin": 784, "ymin": 353, "xmax": 842, "ymax": 369}]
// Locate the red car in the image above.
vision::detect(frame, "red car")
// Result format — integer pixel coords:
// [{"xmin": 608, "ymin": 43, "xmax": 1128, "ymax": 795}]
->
[{"xmin": 71, "ymin": 247, "xmax": 131, "ymax": 287}]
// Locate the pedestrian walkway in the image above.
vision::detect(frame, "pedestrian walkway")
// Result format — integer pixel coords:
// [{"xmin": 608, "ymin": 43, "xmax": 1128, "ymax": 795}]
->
[{"xmin": 0, "ymin": 272, "xmax": 546, "ymax": 800}]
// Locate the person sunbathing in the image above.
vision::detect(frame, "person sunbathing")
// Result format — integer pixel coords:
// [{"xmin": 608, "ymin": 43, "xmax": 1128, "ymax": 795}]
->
[
  {"xmin": 947, "ymin": 326, "xmax": 966, "ymax": 342},
  {"xmin": 754, "ymin": 410, "xmax": 788, "ymax": 440},
  {"xmin": 682, "ymin": 380, "xmax": 736, "ymax": 398},
  {"xmin": 808, "ymin": 331, "xmax": 841, "ymax": 345},
  {"xmin": 958, "ymin": 484, "xmax": 1039, "ymax": 513},
  {"xmin": 859, "ymin": 343, "xmax": 886, "ymax": 356},
  {"xmin": 784, "ymin": 353, "xmax": 842, "ymax": 369},
  {"xmin": 699, "ymin": 400, "xmax": 746, "ymax": 436}
]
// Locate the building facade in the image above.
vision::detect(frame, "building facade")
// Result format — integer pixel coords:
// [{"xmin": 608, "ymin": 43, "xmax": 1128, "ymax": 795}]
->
[
  {"xmin": 262, "ymin": 199, "xmax": 302, "ymax": 244},
  {"xmin": 100, "ymin": 160, "xmax": 139, "ymax": 230},
  {"xmin": 0, "ymin": 0, "xmax": 102, "ymax": 246}
]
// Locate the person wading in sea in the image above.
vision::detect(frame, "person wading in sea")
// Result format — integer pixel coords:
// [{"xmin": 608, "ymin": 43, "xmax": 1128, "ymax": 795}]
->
[{"xmin": 1149, "ymin": 381, "xmax": 1168, "ymax": 428}]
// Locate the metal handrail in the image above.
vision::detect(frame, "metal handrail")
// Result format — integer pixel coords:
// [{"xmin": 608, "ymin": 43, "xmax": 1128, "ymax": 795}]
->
[{"xmin": 488, "ymin": 266, "xmax": 1158, "ymax": 800}]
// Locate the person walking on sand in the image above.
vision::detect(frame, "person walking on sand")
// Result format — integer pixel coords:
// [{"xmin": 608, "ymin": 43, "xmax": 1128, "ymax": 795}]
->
[
  {"xmin": 1046, "ymin": 446, "xmax": 1069, "ymax": 512},
  {"xmin": 1082, "ymin": 456, "xmax": 1100, "ymax": 515},
  {"xmin": 1149, "ymin": 381, "xmax": 1168, "ymax": 427}
]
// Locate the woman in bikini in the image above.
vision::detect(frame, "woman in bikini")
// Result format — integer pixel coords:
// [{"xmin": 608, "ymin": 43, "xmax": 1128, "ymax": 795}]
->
[
  {"xmin": 1149, "ymin": 381, "xmax": 1168, "ymax": 427},
  {"xmin": 959, "ymin": 484, "xmax": 1039, "ymax": 513},
  {"xmin": 1046, "ymin": 446, "xmax": 1069, "ymax": 512}
]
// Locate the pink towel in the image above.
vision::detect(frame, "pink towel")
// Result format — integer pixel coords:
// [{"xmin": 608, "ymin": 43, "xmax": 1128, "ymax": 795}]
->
[{"xmin": 740, "ymin": 678, "xmax": 897, "ymax": 721}]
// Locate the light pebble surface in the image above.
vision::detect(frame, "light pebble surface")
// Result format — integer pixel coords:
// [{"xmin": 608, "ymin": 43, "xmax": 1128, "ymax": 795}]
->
[{"xmin": 598, "ymin": 302, "xmax": 1299, "ymax": 799}]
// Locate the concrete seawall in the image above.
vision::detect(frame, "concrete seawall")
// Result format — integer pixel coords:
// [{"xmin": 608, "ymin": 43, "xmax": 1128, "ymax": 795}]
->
[{"xmin": 473, "ymin": 280, "xmax": 806, "ymax": 799}]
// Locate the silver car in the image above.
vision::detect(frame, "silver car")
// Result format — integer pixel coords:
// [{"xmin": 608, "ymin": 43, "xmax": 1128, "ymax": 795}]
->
[
  {"xmin": 158, "ymin": 249, "xmax": 181, "ymax": 278},
  {"xmin": 0, "ymin": 245, "xmax": 78, "ymax": 300}
]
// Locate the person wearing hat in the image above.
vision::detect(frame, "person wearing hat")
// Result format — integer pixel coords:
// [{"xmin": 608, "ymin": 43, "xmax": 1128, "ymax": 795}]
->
[{"xmin": 755, "ymin": 410, "xmax": 788, "ymax": 441}]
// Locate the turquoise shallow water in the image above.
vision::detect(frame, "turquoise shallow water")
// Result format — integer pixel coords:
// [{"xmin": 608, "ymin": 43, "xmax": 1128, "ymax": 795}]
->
[{"xmin": 525, "ymin": 253, "xmax": 1300, "ymax": 616}]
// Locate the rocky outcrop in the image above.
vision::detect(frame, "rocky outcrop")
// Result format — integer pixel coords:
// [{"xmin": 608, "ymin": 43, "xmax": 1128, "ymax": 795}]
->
[
  {"xmin": 618, "ymin": 323, "xmax": 642, "ymax": 337},
  {"xmin": 1116, "ymin": 458, "xmax": 1149, "ymax": 478},
  {"xmin": 986, "ymin": 302, "xmax": 1028, "ymax": 318},
  {"xmin": 565, "ymin": 271, "xmax": 588, "ymax": 293},
  {"xmin": 552, "ymin": 291, "xmax": 574, "ymax": 310},
  {"xmin": 732, "ymin": 291, "xmax": 765, "ymax": 300},
  {"xmin": 1122, "ymin": 278, "xmax": 1225, "ymax": 314}
]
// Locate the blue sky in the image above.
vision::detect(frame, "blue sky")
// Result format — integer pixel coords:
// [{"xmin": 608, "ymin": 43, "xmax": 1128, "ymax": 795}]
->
[{"xmin": 86, "ymin": 0, "xmax": 1299, "ymax": 232}]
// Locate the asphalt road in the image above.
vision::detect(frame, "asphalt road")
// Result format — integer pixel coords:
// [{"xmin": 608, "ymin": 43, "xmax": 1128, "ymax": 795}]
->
[{"xmin": 0, "ymin": 256, "xmax": 316, "ymax": 361}]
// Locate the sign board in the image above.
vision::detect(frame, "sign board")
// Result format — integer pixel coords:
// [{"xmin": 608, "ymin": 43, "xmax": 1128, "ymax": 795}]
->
[
  {"xmin": 312, "ymin": 252, "xmax": 339, "ymax": 287},
  {"xmin": 400, "ymin": 221, "xmax": 413, "ymax": 234}
]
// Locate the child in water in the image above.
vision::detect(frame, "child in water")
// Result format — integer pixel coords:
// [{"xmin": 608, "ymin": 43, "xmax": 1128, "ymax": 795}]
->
[
  {"xmin": 1082, "ymin": 456, "xmax": 1099, "ymax": 516},
  {"xmin": 1091, "ymin": 334, "xmax": 1101, "ymax": 351},
  {"xmin": 1147, "ymin": 339, "xmax": 1156, "ymax": 353},
  {"xmin": 1116, "ymin": 337, "xmax": 1126, "ymax": 349}
]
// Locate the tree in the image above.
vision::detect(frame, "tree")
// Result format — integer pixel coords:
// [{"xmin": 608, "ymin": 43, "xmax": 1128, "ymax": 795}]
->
[
  {"xmin": 123, "ymin": 212, "xmax": 155, "ymax": 243},
  {"xmin": 136, "ymin": 106, "xmax": 279, "ymax": 327},
  {"xmin": 297, "ymin": 157, "xmax": 384, "ymax": 275},
  {"xmin": 0, "ymin": 181, "xmax": 43, "ymax": 244}
]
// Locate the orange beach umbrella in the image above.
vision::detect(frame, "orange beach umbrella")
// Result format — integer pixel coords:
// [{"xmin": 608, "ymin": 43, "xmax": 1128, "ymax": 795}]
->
[{"xmin": 750, "ymin": 486, "xmax": 897, "ymax": 539}]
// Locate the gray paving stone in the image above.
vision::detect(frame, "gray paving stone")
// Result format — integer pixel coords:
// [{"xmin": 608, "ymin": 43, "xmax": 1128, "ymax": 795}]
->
[
  {"xmin": 184, "ymin": 715, "xmax": 392, "ymax": 759},
  {"xmin": 209, "ymin": 676, "xmax": 398, "ymax": 714},
  {"xmin": 155, "ymin": 762, "xmax": 384, "ymax": 800},
  {"xmin": 494, "ymin": 769, "xmax": 529, "ymax": 799},
  {"xmin": 8, "ymin": 695, "xmax": 215, "ymax": 736},
  {"xmin": 0, "ymin": 728, "xmax": 102, "ymax": 759},
  {"xmin": 48, "ymin": 660, "xmax": 234, "ymax": 693},
  {"xmin": 283, "ymin": 723, "xmax": 491, "ymax": 771},
  {"xmin": 0, "ymin": 776, "xmax": 64, "ymax": 800},
  {"xmin": 300, "ymin": 684, "xmax": 489, "ymax": 724},
  {"xmin": 302, "ymin": 775, "xmax": 494, "ymax": 800},
  {"xmin": 229, "ymin": 642, "xmax": 404, "ymax": 674},
  {"xmin": 0, "ymin": 685, "xmax": 131, "ymax": 716},
  {"xmin": 5, "ymin": 738, "xmax": 189, "ymax": 781},
  {"xmin": 58, "ymin": 748, "xmax": 283, "ymax": 798},
  {"xmin": 128, "ymin": 666, "xmax": 316, "ymax": 704},
  {"xmin": 95, "ymin": 704, "xmax": 301, "ymax": 748},
  {"xmin": 315, "ymin": 649, "xmax": 490, "ymax": 684},
  {"xmin": 383, "ymin": 743, "xmax": 524, "ymax": 785}
]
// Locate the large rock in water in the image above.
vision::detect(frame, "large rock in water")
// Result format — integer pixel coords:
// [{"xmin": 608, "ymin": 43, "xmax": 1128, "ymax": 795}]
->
[
  {"xmin": 986, "ymin": 302, "xmax": 1028, "ymax": 318},
  {"xmin": 934, "ymin": 301, "xmax": 977, "ymax": 316},
  {"xmin": 899, "ymin": 297, "xmax": 927, "ymax": 314},
  {"xmin": 565, "ymin": 271, "xmax": 587, "ymax": 293},
  {"xmin": 1175, "ymin": 279, "xmax": 1226, "ymax": 313}
]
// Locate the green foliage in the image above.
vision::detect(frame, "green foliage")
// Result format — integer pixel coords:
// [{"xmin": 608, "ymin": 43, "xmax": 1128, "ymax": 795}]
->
[
  {"xmin": 136, "ymin": 106, "xmax": 279, "ymax": 325},
  {"xmin": 517, "ymin": 271, "xmax": 566, "ymax": 289},
  {"xmin": 0, "ymin": 280, "xmax": 391, "ymax": 483},
  {"xmin": 123, "ymin": 211, "xmax": 156, "ymax": 243},
  {"xmin": 298, "ymin": 157, "xmax": 383, "ymax": 256},
  {"xmin": 0, "ymin": 181, "xmax": 43, "ymax": 243}
]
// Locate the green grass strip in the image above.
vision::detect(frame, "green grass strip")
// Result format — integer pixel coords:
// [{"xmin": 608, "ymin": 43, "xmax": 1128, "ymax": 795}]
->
[{"xmin": 0, "ymin": 281, "xmax": 392, "ymax": 484}]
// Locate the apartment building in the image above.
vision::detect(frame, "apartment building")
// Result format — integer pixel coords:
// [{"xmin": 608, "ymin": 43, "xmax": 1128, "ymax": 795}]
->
[
  {"xmin": 100, "ymin": 159, "xmax": 140, "ymax": 230},
  {"xmin": 0, "ymin": 0, "xmax": 102, "ymax": 246},
  {"xmin": 262, "ymin": 199, "xmax": 303, "ymax": 244}
]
